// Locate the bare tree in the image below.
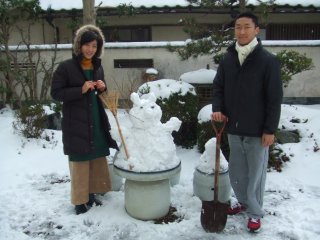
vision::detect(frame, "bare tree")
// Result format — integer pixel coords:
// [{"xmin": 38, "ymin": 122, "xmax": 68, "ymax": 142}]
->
[
  {"xmin": 0, "ymin": 0, "xmax": 58, "ymax": 107},
  {"xmin": 239, "ymin": 0, "xmax": 246, "ymax": 13},
  {"xmin": 82, "ymin": 0, "xmax": 96, "ymax": 25}
]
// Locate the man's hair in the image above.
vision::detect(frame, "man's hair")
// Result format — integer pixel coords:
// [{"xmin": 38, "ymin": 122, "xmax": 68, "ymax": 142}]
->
[{"xmin": 234, "ymin": 12, "xmax": 259, "ymax": 27}]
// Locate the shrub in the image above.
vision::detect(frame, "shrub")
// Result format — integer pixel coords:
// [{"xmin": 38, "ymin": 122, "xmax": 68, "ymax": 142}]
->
[
  {"xmin": 159, "ymin": 91, "xmax": 199, "ymax": 148},
  {"xmin": 13, "ymin": 104, "xmax": 47, "ymax": 139},
  {"xmin": 276, "ymin": 50, "xmax": 314, "ymax": 87}
]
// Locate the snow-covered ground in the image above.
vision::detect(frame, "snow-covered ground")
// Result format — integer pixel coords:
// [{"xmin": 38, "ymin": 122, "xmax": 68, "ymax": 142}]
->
[{"xmin": 0, "ymin": 104, "xmax": 320, "ymax": 240}]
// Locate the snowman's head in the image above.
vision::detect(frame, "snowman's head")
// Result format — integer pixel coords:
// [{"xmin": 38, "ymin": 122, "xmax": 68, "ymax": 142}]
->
[{"xmin": 129, "ymin": 92, "xmax": 162, "ymax": 129}]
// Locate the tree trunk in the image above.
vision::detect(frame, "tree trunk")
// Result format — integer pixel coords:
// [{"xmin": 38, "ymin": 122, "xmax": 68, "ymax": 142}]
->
[
  {"xmin": 239, "ymin": 0, "xmax": 246, "ymax": 13},
  {"xmin": 82, "ymin": 0, "xmax": 96, "ymax": 25}
]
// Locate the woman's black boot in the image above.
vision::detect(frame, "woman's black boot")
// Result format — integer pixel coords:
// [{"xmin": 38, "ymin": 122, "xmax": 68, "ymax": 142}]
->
[
  {"xmin": 75, "ymin": 204, "xmax": 89, "ymax": 215},
  {"xmin": 87, "ymin": 193, "xmax": 103, "ymax": 207}
]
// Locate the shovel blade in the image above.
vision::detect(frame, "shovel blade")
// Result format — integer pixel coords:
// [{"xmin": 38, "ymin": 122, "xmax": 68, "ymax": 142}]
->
[{"xmin": 200, "ymin": 200, "xmax": 228, "ymax": 233}]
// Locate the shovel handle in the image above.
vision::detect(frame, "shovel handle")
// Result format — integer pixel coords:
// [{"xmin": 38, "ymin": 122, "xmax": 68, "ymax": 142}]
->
[
  {"xmin": 211, "ymin": 120, "xmax": 226, "ymax": 203},
  {"xmin": 211, "ymin": 120, "xmax": 226, "ymax": 142}
]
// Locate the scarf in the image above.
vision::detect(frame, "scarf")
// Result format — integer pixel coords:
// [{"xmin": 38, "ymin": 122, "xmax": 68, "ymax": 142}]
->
[
  {"xmin": 81, "ymin": 58, "xmax": 93, "ymax": 70},
  {"xmin": 235, "ymin": 37, "xmax": 258, "ymax": 65}
]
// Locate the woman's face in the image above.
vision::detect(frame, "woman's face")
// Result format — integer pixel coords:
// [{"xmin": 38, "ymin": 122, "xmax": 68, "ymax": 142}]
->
[{"xmin": 81, "ymin": 40, "xmax": 98, "ymax": 59}]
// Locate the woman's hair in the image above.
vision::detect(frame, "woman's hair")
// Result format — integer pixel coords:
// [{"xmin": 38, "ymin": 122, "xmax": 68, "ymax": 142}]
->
[
  {"xmin": 234, "ymin": 12, "xmax": 259, "ymax": 27},
  {"xmin": 80, "ymin": 30, "xmax": 103, "ymax": 57},
  {"xmin": 73, "ymin": 25, "xmax": 105, "ymax": 57}
]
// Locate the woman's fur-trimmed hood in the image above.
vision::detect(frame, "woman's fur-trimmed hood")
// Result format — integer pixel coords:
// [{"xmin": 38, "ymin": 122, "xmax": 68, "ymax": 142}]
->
[{"xmin": 73, "ymin": 24, "xmax": 105, "ymax": 58}]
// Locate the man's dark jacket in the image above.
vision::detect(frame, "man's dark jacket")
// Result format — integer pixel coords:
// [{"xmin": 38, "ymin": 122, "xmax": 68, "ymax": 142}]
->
[
  {"xmin": 51, "ymin": 56, "xmax": 118, "ymax": 155},
  {"xmin": 212, "ymin": 41, "xmax": 283, "ymax": 137}
]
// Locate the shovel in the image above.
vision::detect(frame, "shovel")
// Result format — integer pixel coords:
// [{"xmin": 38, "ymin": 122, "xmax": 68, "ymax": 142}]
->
[{"xmin": 200, "ymin": 119, "xmax": 229, "ymax": 233}]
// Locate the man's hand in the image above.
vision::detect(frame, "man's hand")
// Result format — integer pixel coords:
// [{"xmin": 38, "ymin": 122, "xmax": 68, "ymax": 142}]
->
[
  {"xmin": 262, "ymin": 133, "xmax": 275, "ymax": 147},
  {"xmin": 211, "ymin": 112, "xmax": 228, "ymax": 122}
]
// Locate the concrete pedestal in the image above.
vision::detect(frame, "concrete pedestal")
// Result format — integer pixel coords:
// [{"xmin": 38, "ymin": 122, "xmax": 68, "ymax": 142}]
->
[
  {"xmin": 193, "ymin": 168, "xmax": 231, "ymax": 203},
  {"xmin": 114, "ymin": 163, "xmax": 181, "ymax": 220},
  {"xmin": 108, "ymin": 163, "xmax": 123, "ymax": 191}
]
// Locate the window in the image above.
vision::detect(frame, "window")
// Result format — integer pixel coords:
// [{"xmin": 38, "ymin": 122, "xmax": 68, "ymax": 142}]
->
[
  {"xmin": 103, "ymin": 26, "xmax": 151, "ymax": 42},
  {"xmin": 114, "ymin": 59, "xmax": 154, "ymax": 68},
  {"xmin": 10, "ymin": 62, "xmax": 35, "ymax": 70},
  {"xmin": 194, "ymin": 84, "xmax": 213, "ymax": 108},
  {"xmin": 266, "ymin": 24, "xmax": 320, "ymax": 40}
]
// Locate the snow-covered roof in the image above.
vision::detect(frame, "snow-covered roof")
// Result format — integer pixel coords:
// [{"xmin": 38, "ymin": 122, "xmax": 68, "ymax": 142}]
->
[
  {"xmin": 39, "ymin": 0, "xmax": 320, "ymax": 11},
  {"xmin": 138, "ymin": 79, "xmax": 196, "ymax": 100},
  {"xmin": 180, "ymin": 69, "xmax": 217, "ymax": 84}
]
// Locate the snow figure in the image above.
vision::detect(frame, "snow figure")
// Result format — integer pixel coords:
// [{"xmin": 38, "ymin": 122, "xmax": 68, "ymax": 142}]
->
[
  {"xmin": 193, "ymin": 137, "xmax": 231, "ymax": 203},
  {"xmin": 196, "ymin": 137, "xmax": 229, "ymax": 174},
  {"xmin": 112, "ymin": 92, "xmax": 182, "ymax": 172}
]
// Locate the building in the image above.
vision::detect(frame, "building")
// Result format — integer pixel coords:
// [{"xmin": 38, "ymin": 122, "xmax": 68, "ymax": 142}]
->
[{"xmin": 2, "ymin": 0, "xmax": 320, "ymax": 104}]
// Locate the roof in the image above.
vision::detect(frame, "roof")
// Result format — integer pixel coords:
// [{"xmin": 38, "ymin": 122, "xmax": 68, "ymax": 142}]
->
[{"xmin": 39, "ymin": 0, "xmax": 320, "ymax": 11}]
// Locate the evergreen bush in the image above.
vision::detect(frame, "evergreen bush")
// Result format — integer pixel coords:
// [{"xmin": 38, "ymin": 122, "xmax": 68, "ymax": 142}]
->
[
  {"xmin": 276, "ymin": 50, "xmax": 314, "ymax": 87},
  {"xmin": 159, "ymin": 91, "xmax": 199, "ymax": 148},
  {"xmin": 13, "ymin": 104, "xmax": 47, "ymax": 139}
]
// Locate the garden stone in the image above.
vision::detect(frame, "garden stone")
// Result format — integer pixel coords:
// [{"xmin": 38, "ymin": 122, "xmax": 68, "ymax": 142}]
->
[{"xmin": 276, "ymin": 130, "xmax": 300, "ymax": 144}]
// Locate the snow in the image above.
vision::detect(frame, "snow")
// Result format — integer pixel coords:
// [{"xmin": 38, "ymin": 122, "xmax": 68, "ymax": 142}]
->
[
  {"xmin": 5, "ymin": 40, "xmax": 320, "ymax": 51},
  {"xmin": 1, "ymin": 103, "xmax": 320, "ymax": 240},
  {"xmin": 138, "ymin": 79, "xmax": 196, "ymax": 100},
  {"xmin": 38, "ymin": 0, "xmax": 320, "ymax": 10},
  {"xmin": 180, "ymin": 68, "xmax": 217, "ymax": 84},
  {"xmin": 145, "ymin": 68, "xmax": 158, "ymax": 75},
  {"xmin": 198, "ymin": 104, "xmax": 213, "ymax": 123},
  {"xmin": 196, "ymin": 138, "xmax": 229, "ymax": 174}
]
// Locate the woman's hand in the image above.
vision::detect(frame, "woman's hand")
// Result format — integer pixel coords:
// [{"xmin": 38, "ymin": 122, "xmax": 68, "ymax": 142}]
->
[
  {"xmin": 95, "ymin": 80, "xmax": 106, "ymax": 91},
  {"xmin": 82, "ymin": 81, "xmax": 96, "ymax": 94}
]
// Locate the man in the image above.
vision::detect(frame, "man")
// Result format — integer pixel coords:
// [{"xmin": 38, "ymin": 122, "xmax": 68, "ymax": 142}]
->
[{"xmin": 211, "ymin": 12, "xmax": 283, "ymax": 232}]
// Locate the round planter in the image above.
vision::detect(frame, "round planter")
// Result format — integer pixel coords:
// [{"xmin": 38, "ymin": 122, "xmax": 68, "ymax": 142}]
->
[
  {"xmin": 114, "ymin": 163, "xmax": 181, "ymax": 220},
  {"xmin": 169, "ymin": 170, "xmax": 180, "ymax": 186},
  {"xmin": 193, "ymin": 168, "xmax": 231, "ymax": 203},
  {"xmin": 107, "ymin": 150, "xmax": 123, "ymax": 191},
  {"xmin": 108, "ymin": 162, "xmax": 123, "ymax": 191}
]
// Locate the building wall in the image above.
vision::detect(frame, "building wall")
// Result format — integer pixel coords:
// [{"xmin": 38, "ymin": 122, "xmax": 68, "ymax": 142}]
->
[
  {"xmin": 103, "ymin": 44, "xmax": 320, "ymax": 99},
  {"xmin": 6, "ymin": 12, "xmax": 320, "ymax": 45},
  {"xmin": 152, "ymin": 26, "xmax": 189, "ymax": 41},
  {"xmin": 4, "ymin": 42, "xmax": 318, "ymax": 102}
]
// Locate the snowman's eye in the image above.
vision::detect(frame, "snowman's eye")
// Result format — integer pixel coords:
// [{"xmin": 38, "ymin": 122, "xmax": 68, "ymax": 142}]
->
[
  {"xmin": 151, "ymin": 106, "xmax": 154, "ymax": 109},
  {"xmin": 140, "ymin": 106, "xmax": 143, "ymax": 109}
]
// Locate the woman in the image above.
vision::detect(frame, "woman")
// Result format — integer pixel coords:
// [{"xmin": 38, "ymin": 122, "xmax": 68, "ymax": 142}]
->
[{"xmin": 51, "ymin": 25, "xmax": 118, "ymax": 215}]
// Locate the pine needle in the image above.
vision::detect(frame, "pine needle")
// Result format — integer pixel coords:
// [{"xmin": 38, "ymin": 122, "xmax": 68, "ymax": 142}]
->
[
  {"xmin": 99, "ymin": 90, "xmax": 119, "ymax": 116},
  {"xmin": 98, "ymin": 90, "xmax": 130, "ymax": 160}
]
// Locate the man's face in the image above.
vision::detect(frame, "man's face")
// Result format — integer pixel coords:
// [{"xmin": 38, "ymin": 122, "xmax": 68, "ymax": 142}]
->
[{"xmin": 234, "ymin": 17, "xmax": 259, "ymax": 46}]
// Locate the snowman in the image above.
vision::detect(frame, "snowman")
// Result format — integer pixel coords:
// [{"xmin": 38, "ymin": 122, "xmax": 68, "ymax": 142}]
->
[
  {"xmin": 112, "ymin": 92, "xmax": 182, "ymax": 172},
  {"xmin": 196, "ymin": 137, "xmax": 229, "ymax": 174}
]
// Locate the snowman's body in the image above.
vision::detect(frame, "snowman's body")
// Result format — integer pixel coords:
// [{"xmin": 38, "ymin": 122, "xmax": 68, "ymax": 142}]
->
[{"xmin": 112, "ymin": 92, "xmax": 182, "ymax": 172}]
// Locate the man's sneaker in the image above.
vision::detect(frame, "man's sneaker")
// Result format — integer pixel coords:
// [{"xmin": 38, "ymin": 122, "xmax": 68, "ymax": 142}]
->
[
  {"xmin": 227, "ymin": 202, "xmax": 246, "ymax": 215},
  {"xmin": 247, "ymin": 218, "xmax": 261, "ymax": 233}
]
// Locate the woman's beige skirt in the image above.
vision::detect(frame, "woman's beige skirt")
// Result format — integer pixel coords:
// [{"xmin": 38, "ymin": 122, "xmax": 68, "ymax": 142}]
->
[{"xmin": 69, "ymin": 157, "xmax": 111, "ymax": 205}]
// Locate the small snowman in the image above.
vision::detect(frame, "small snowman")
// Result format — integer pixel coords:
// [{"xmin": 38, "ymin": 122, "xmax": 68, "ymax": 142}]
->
[
  {"xmin": 112, "ymin": 92, "xmax": 182, "ymax": 172},
  {"xmin": 196, "ymin": 137, "xmax": 229, "ymax": 174}
]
